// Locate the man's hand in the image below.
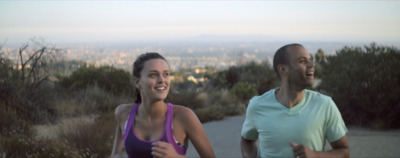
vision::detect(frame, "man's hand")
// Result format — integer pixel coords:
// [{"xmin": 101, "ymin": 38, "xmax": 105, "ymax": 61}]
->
[
  {"xmin": 290, "ymin": 142, "xmax": 316, "ymax": 158},
  {"xmin": 152, "ymin": 141, "xmax": 185, "ymax": 158},
  {"xmin": 241, "ymin": 137, "xmax": 259, "ymax": 158}
]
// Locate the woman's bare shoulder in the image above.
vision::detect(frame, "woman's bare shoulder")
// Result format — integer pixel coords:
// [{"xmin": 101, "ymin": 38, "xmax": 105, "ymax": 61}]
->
[
  {"xmin": 173, "ymin": 105, "xmax": 194, "ymax": 113},
  {"xmin": 172, "ymin": 105, "xmax": 198, "ymax": 122},
  {"xmin": 115, "ymin": 103, "xmax": 135, "ymax": 122}
]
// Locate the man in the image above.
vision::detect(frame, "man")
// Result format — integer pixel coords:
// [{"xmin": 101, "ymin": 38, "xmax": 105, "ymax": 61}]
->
[{"xmin": 241, "ymin": 43, "xmax": 349, "ymax": 158}]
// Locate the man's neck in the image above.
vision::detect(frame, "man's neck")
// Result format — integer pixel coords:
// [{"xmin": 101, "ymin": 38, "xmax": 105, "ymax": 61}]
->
[{"xmin": 276, "ymin": 84, "xmax": 305, "ymax": 109}]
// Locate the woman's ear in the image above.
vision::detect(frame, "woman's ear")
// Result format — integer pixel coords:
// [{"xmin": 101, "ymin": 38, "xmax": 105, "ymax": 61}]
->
[{"xmin": 133, "ymin": 77, "xmax": 140, "ymax": 89}]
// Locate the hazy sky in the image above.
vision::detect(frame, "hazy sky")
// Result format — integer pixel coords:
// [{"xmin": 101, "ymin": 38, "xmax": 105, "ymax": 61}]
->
[{"xmin": 1, "ymin": 1, "xmax": 400, "ymax": 45}]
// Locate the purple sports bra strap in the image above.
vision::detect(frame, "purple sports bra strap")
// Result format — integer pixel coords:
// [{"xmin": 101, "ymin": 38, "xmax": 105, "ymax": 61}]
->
[
  {"xmin": 165, "ymin": 103, "xmax": 187, "ymax": 155},
  {"xmin": 123, "ymin": 103, "xmax": 139, "ymax": 142},
  {"xmin": 165, "ymin": 103, "xmax": 173, "ymax": 140},
  {"xmin": 165, "ymin": 103, "xmax": 176, "ymax": 147}
]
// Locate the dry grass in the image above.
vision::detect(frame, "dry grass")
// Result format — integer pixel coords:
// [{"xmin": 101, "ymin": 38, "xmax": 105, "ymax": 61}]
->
[
  {"xmin": 1, "ymin": 129, "xmax": 81, "ymax": 158},
  {"xmin": 35, "ymin": 115, "xmax": 98, "ymax": 139},
  {"xmin": 57, "ymin": 112, "xmax": 115, "ymax": 158},
  {"xmin": 32, "ymin": 113, "xmax": 115, "ymax": 158}
]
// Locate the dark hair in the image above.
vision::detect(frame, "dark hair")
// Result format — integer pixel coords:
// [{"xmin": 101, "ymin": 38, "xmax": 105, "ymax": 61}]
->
[
  {"xmin": 273, "ymin": 43, "xmax": 303, "ymax": 78},
  {"xmin": 132, "ymin": 52, "xmax": 168, "ymax": 103}
]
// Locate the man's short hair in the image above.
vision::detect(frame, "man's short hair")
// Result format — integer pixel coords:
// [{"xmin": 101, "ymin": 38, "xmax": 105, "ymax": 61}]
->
[{"xmin": 273, "ymin": 43, "xmax": 303, "ymax": 78}]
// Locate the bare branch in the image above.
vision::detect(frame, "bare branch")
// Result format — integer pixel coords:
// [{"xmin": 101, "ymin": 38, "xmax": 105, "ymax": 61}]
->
[
  {"xmin": 19, "ymin": 44, "xmax": 29, "ymax": 82},
  {"xmin": 27, "ymin": 47, "xmax": 46, "ymax": 82}
]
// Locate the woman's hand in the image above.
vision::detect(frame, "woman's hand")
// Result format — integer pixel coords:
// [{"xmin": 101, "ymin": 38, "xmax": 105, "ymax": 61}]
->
[{"xmin": 151, "ymin": 141, "xmax": 185, "ymax": 158}]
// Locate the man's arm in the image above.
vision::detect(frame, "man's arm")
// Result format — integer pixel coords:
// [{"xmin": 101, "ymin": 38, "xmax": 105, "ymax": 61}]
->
[
  {"xmin": 291, "ymin": 135, "xmax": 349, "ymax": 158},
  {"xmin": 325, "ymin": 135, "xmax": 349, "ymax": 158},
  {"xmin": 241, "ymin": 137, "xmax": 258, "ymax": 158}
]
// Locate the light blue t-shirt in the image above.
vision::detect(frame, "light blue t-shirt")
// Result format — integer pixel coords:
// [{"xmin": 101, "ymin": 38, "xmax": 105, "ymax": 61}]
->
[{"xmin": 241, "ymin": 88, "xmax": 347, "ymax": 158}]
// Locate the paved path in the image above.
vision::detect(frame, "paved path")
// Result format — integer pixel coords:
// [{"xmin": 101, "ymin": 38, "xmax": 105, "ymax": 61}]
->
[
  {"xmin": 186, "ymin": 115, "xmax": 244, "ymax": 158},
  {"xmin": 186, "ymin": 115, "xmax": 400, "ymax": 158}
]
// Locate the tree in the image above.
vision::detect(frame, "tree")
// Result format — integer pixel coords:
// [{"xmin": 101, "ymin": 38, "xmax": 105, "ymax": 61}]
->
[
  {"xmin": 0, "ymin": 45, "xmax": 14, "ymax": 84},
  {"xmin": 313, "ymin": 48, "xmax": 326, "ymax": 79},
  {"xmin": 16, "ymin": 38, "xmax": 62, "ymax": 88},
  {"xmin": 315, "ymin": 48, "xmax": 327, "ymax": 64},
  {"xmin": 317, "ymin": 43, "xmax": 400, "ymax": 129},
  {"xmin": 1, "ymin": 38, "xmax": 63, "ymax": 123}
]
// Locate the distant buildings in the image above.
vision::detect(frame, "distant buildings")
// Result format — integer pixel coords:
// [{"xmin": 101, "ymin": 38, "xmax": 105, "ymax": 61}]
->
[
  {"xmin": 2, "ymin": 43, "xmax": 272, "ymax": 73},
  {"xmin": 3, "ymin": 41, "xmax": 345, "ymax": 75}
]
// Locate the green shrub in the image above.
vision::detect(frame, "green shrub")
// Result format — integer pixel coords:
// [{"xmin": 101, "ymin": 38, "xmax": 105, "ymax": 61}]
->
[
  {"xmin": 229, "ymin": 81, "xmax": 258, "ymax": 103},
  {"xmin": 208, "ymin": 61, "xmax": 278, "ymax": 95},
  {"xmin": 0, "ymin": 80, "xmax": 58, "ymax": 124},
  {"xmin": 59, "ymin": 65, "xmax": 134, "ymax": 96},
  {"xmin": 211, "ymin": 90, "xmax": 246, "ymax": 116},
  {"xmin": 223, "ymin": 103, "xmax": 246, "ymax": 116},
  {"xmin": 194, "ymin": 105, "xmax": 225, "ymax": 123},
  {"xmin": 166, "ymin": 82, "xmax": 206, "ymax": 110},
  {"xmin": 0, "ymin": 104, "xmax": 35, "ymax": 137},
  {"xmin": 318, "ymin": 43, "xmax": 400, "ymax": 129}
]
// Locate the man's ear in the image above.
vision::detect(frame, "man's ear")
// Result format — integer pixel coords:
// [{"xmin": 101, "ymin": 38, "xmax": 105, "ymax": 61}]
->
[{"xmin": 277, "ymin": 64, "xmax": 288, "ymax": 77}]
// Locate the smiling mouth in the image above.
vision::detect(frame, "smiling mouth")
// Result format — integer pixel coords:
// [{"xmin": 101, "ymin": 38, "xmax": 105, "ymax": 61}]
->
[
  {"xmin": 155, "ymin": 87, "xmax": 166, "ymax": 90},
  {"xmin": 306, "ymin": 72, "xmax": 314, "ymax": 77}
]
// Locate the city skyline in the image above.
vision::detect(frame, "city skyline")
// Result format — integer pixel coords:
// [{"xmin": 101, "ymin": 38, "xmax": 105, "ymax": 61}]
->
[{"xmin": 1, "ymin": 1, "xmax": 400, "ymax": 46}]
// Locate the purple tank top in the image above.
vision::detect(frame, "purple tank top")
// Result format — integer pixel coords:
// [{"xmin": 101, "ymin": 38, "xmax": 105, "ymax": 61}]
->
[{"xmin": 123, "ymin": 103, "xmax": 187, "ymax": 158}]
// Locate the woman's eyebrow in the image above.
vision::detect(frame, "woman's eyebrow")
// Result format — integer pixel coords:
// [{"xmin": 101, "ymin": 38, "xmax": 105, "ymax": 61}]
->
[
  {"xmin": 148, "ymin": 70, "xmax": 169, "ymax": 73},
  {"xmin": 148, "ymin": 70, "xmax": 159, "ymax": 73}
]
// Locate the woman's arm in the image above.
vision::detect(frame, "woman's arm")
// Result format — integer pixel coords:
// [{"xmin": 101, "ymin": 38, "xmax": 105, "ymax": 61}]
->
[
  {"xmin": 110, "ymin": 123, "xmax": 124, "ymax": 157},
  {"xmin": 180, "ymin": 107, "xmax": 216, "ymax": 158},
  {"xmin": 110, "ymin": 104, "xmax": 130, "ymax": 158}
]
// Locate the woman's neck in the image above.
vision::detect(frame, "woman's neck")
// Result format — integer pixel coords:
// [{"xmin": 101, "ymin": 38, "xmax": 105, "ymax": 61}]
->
[{"xmin": 137, "ymin": 101, "xmax": 167, "ymax": 121}]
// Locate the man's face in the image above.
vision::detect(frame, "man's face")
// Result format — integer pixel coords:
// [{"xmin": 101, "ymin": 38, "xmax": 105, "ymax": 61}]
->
[{"xmin": 286, "ymin": 46, "xmax": 315, "ymax": 89}]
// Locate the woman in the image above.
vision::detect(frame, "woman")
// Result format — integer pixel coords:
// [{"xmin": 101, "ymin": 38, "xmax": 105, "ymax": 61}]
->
[{"xmin": 111, "ymin": 52, "xmax": 215, "ymax": 158}]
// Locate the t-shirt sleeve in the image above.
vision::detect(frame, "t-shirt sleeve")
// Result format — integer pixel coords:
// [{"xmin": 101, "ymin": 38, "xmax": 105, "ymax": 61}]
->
[
  {"xmin": 241, "ymin": 99, "xmax": 259, "ymax": 140},
  {"xmin": 325, "ymin": 98, "xmax": 348, "ymax": 143}
]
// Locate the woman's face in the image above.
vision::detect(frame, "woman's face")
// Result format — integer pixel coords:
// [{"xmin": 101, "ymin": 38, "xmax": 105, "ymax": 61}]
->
[{"xmin": 135, "ymin": 59, "xmax": 170, "ymax": 103}]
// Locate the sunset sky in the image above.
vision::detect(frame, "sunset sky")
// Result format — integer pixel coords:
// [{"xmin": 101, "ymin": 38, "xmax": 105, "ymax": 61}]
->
[{"xmin": 1, "ymin": 1, "xmax": 399, "ymax": 45}]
